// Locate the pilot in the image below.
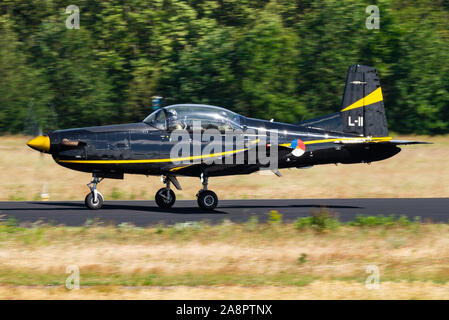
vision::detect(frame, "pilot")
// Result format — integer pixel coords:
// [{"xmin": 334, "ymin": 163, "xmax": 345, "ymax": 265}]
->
[
  {"xmin": 217, "ymin": 112, "xmax": 232, "ymax": 133},
  {"xmin": 167, "ymin": 109, "xmax": 184, "ymax": 130}
]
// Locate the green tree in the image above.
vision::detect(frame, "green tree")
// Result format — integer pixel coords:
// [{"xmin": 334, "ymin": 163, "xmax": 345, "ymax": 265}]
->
[
  {"xmin": 0, "ymin": 16, "xmax": 52, "ymax": 133},
  {"xmin": 389, "ymin": 3, "xmax": 449, "ymax": 133},
  {"xmin": 167, "ymin": 27, "xmax": 238, "ymax": 109},
  {"xmin": 0, "ymin": 0, "xmax": 449, "ymax": 134},
  {"xmin": 235, "ymin": 5, "xmax": 304, "ymax": 122},
  {"xmin": 31, "ymin": 19, "xmax": 115, "ymax": 128}
]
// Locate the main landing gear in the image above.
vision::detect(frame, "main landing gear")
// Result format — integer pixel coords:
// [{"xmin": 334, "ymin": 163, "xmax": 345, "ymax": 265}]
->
[
  {"xmin": 196, "ymin": 174, "xmax": 218, "ymax": 211},
  {"xmin": 85, "ymin": 175, "xmax": 104, "ymax": 210},
  {"xmin": 154, "ymin": 174, "xmax": 218, "ymax": 211}
]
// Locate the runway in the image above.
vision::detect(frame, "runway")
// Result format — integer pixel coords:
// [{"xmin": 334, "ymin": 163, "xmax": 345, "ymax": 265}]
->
[{"xmin": 0, "ymin": 198, "xmax": 447, "ymax": 226}]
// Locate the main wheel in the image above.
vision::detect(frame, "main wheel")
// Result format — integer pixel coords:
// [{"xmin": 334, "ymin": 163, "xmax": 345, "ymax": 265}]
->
[
  {"xmin": 155, "ymin": 188, "xmax": 176, "ymax": 209},
  {"xmin": 197, "ymin": 190, "xmax": 218, "ymax": 211},
  {"xmin": 85, "ymin": 192, "xmax": 104, "ymax": 210}
]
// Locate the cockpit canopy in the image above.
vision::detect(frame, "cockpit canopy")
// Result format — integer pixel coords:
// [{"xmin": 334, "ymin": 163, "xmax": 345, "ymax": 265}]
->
[{"xmin": 143, "ymin": 104, "xmax": 242, "ymax": 132}]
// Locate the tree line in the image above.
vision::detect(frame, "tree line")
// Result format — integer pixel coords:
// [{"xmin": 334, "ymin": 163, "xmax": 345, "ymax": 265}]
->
[{"xmin": 1, "ymin": 0, "xmax": 449, "ymax": 135}]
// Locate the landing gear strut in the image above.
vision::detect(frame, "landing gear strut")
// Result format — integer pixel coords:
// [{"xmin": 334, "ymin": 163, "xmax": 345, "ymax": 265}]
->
[
  {"xmin": 155, "ymin": 176, "xmax": 177, "ymax": 209},
  {"xmin": 196, "ymin": 174, "xmax": 218, "ymax": 211},
  {"xmin": 85, "ymin": 174, "xmax": 104, "ymax": 210}
]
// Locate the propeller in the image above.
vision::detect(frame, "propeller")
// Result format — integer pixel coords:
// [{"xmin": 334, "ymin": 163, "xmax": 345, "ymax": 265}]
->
[{"xmin": 23, "ymin": 100, "xmax": 59, "ymax": 201}]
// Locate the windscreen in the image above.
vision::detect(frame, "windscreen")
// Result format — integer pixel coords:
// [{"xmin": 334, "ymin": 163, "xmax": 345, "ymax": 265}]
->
[{"xmin": 163, "ymin": 105, "xmax": 241, "ymax": 133}]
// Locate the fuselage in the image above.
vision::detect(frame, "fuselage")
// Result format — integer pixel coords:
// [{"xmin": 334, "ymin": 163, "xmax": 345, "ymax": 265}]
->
[{"xmin": 38, "ymin": 104, "xmax": 400, "ymax": 179}]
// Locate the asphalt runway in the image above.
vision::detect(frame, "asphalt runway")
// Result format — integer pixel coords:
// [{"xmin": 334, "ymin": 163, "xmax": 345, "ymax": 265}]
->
[{"xmin": 0, "ymin": 198, "xmax": 447, "ymax": 226}]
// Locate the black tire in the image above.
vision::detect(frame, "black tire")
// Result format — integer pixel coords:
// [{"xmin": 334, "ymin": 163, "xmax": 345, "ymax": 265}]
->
[
  {"xmin": 155, "ymin": 188, "xmax": 176, "ymax": 209},
  {"xmin": 85, "ymin": 192, "xmax": 104, "ymax": 210},
  {"xmin": 197, "ymin": 190, "xmax": 218, "ymax": 211}
]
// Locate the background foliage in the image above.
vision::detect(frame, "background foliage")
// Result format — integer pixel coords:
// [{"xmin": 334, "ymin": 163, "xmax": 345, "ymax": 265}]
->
[{"xmin": 1, "ymin": 0, "xmax": 448, "ymax": 134}]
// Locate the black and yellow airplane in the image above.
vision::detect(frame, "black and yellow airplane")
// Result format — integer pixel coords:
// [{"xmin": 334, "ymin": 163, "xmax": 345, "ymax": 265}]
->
[{"xmin": 27, "ymin": 65, "xmax": 428, "ymax": 210}]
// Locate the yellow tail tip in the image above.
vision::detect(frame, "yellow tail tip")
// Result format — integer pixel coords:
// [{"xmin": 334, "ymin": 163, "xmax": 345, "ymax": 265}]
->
[{"xmin": 27, "ymin": 135, "xmax": 50, "ymax": 153}]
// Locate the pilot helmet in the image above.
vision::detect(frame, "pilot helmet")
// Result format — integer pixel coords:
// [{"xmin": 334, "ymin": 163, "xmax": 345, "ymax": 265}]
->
[{"xmin": 167, "ymin": 109, "xmax": 178, "ymax": 119}]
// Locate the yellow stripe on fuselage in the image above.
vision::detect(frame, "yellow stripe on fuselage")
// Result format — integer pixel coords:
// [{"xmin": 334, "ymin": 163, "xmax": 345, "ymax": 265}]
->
[
  {"xmin": 170, "ymin": 164, "xmax": 194, "ymax": 172},
  {"xmin": 57, "ymin": 147, "xmax": 248, "ymax": 164},
  {"xmin": 341, "ymin": 87, "xmax": 383, "ymax": 112}
]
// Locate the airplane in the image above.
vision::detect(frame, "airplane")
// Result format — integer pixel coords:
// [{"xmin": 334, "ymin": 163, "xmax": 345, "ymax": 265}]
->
[{"xmin": 26, "ymin": 65, "xmax": 429, "ymax": 211}]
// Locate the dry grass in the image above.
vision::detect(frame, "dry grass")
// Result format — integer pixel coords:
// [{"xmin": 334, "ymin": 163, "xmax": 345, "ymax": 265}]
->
[
  {"xmin": 2, "ymin": 281, "xmax": 449, "ymax": 300},
  {"xmin": 0, "ymin": 223, "xmax": 448, "ymax": 299},
  {"xmin": 0, "ymin": 135, "xmax": 445, "ymax": 201},
  {"xmin": 1, "ymin": 229, "xmax": 448, "ymax": 277}
]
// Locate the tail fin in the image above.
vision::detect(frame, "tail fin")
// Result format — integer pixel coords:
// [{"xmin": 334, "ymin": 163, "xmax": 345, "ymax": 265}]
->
[{"xmin": 340, "ymin": 65, "xmax": 388, "ymax": 137}]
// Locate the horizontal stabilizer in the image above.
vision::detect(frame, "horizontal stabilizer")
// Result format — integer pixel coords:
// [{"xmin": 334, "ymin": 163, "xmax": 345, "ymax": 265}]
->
[
  {"xmin": 334, "ymin": 139, "xmax": 432, "ymax": 145},
  {"xmin": 385, "ymin": 140, "xmax": 432, "ymax": 145}
]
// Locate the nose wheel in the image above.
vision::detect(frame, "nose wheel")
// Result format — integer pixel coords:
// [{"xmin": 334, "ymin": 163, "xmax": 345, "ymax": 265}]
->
[
  {"xmin": 85, "ymin": 192, "xmax": 104, "ymax": 210},
  {"xmin": 155, "ymin": 188, "xmax": 176, "ymax": 209},
  {"xmin": 85, "ymin": 175, "xmax": 104, "ymax": 210},
  {"xmin": 196, "ymin": 174, "xmax": 218, "ymax": 211},
  {"xmin": 155, "ymin": 176, "xmax": 180, "ymax": 209}
]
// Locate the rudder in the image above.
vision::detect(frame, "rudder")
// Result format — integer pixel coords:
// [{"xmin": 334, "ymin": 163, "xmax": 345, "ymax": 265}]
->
[{"xmin": 340, "ymin": 65, "xmax": 388, "ymax": 137}]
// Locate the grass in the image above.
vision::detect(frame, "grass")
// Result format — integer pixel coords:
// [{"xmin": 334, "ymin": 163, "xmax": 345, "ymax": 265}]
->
[
  {"xmin": 0, "ymin": 214, "xmax": 448, "ymax": 299},
  {"xmin": 0, "ymin": 134, "xmax": 444, "ymax": 201},
  {"xmin": 294, "ymin": 207, "xmax": 340, "ymax": 232},
  {"xmin": 3, "ymin": 281, "xmax": 449, "ymax": 300}
]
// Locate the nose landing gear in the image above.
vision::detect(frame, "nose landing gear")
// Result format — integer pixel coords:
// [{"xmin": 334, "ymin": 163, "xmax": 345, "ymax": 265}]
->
[
  {"xmin": 85, "ymin": 175, "xmax": 104, "ymax": 210},
  {"xmin": 155, "ymin": 176, "xmax": 181, "ymax": 209},
  {"xmin": 155, "ymin": 176, "xmax": 176, "ymax": 209}
]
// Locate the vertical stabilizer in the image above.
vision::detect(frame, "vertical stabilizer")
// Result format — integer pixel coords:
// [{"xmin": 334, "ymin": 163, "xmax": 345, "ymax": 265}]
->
[{"xmin": 340, "ymin": 65, "xmax": 388, "ymax": 137}]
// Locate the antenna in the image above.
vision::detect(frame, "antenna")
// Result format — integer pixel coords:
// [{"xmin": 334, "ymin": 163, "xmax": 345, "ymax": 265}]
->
[{"xmin": 152, "ymin": 96, "xmax": 163, "ymax": 111}]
